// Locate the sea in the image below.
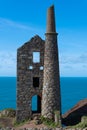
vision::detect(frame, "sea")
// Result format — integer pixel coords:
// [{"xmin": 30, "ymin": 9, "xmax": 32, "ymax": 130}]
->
[{"xmin": 0, "ymin": 77, "xmax": 87, "ymax": 114}]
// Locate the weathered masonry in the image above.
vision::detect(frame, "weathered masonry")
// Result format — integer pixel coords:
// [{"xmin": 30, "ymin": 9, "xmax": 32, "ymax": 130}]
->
[
  {"xmin": 16, "ymin": 36, "xmax": 45, "ymax": 121},
  {"xmin": 16, "ymin": 5, "xmax": 61, "ymax": 122},
  {"xmin": 42, "ymin": 5, "xmax": 61, "ymax": 119}
]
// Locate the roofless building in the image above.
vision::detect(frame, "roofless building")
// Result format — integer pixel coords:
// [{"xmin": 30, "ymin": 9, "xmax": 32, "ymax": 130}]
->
[{"xmin": 16, "ymin": 5, "xmax": 61, "ymax": 123}]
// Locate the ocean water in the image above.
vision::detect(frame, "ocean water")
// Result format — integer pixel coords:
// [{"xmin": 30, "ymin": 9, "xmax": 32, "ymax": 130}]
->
[{"xmin": 0, "ymin": 77, "xmax": 87, "ymax": 114}]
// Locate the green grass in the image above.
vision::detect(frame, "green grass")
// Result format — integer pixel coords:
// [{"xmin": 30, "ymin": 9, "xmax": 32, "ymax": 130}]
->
[{"xmin": 40, "ymin": 116, "xmax": 60, "ymax": 128}]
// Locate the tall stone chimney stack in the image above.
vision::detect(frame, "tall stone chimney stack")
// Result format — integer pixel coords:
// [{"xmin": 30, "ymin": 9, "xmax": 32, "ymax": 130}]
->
[
  {"xmin": 47, "ymin": 5, "xmax": 56, "ymax": 33},
  {"xmin": 42, "ymin": 5, "xmax": 61, "ymax": 119}
]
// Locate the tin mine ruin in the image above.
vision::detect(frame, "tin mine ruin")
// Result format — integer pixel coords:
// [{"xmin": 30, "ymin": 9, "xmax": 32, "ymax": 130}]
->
[{"xmin": 16, "ymin": 5, "xmax": 61, "ymax": 123}]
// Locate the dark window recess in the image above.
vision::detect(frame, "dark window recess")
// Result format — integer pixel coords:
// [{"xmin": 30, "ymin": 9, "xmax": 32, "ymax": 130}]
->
[{"xmin": 33, "ymin": 77, "xmax": 39, "ymax": 88}]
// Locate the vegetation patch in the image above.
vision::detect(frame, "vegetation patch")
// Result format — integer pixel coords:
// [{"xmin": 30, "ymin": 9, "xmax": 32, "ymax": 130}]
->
[
  {"xmin": 40, "ymin": 116, "xmax": 59, "ymax": 128},
  {"xmin": 0, "ymin": 108, "xmax": 16, "ymax": 118}
]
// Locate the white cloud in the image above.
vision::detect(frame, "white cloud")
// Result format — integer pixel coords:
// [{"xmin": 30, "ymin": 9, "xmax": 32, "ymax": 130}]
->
[
  {"xmin": 0, "ymin": 51, "xmax": 87, "ymax": 77},
  {"xmin": 0, "ymin": 17, "xmax": 87, "ymax": 77},
  {"xmin": 0, "ymin": 17, "xmax": 45, "ymax": 35},
  {"xmin": 59, "ymin": 52, "xmax": 87, "ymax": 77},
  {"xmin": 0, "ymin": 17, "xmax": 34, "ymax": 30},
  {"xmin": 0, "ymin": 17, "xmax": 45, "ymax": 50},
  {"xmin": 59, "ymin": 52, "xmax": 87, "ymax": 64},
  {"xmin": 0, "ymin": 51, "xmax": 16, "ymax": 76}
]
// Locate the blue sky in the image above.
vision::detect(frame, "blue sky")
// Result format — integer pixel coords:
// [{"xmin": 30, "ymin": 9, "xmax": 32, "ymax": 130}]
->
[{"xmin": 0, "ymin": 0, "xmax": 87, "ymax": 77}]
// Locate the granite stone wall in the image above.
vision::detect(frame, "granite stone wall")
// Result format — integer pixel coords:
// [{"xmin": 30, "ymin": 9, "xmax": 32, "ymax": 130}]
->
[
  {"xmin": 16, "ymin": 5, "xmax": 61, "ymax": 123},
  {"xmin": 16, "ymin": 35, "xmax": 45, "ymax": 122},
  {"xmin": 42, "ymin": 34, "xmax": 61, "ymax": 119},
  {"xmin": 42, "ymin": 5, "xmax": 61, "ymax": 120}
]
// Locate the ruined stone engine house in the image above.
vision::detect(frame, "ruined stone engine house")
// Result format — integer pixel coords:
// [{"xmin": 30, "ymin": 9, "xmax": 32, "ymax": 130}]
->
[{"xmin": 16, "ymin": 5, "xmax": 61, "ymax": 122}]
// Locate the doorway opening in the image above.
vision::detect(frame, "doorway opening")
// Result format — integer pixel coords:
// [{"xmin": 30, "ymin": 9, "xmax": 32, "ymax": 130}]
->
[{"xmin": 31, "ymin": 95, "xmax": 41, "ymax": 113}]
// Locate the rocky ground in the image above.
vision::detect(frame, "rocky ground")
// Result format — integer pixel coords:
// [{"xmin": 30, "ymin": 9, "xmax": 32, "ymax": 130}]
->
[
  {"xmin": 0, "ymin": 99, "xmax": 87, "ymax": 130},
  {"xmin": 0, "ymin": 117, "xmax": 87, "ymax": 130},
  {"xmin": 62, "ymin": 98, "xmax": 87, "ymax": 126},
  {"xmin": 0, "ymin": 117, "xmax": 58, "ymax": 130}
]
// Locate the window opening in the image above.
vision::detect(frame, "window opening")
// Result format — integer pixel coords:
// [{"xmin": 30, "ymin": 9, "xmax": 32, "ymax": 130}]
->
[
  {"xmin": 29, "ymin": 66, "xmax": 33, "ymax": 70},
  {"xmin": 40, "ymin": 66, "xmax": 44, "ymax": 70},
  {"xmin": 33, "ymin": 52, "xmax": 40, "ymax": 63},
  {"xmin": 33, "ymin": 77, "xmax": 39, "ymax": 88}
]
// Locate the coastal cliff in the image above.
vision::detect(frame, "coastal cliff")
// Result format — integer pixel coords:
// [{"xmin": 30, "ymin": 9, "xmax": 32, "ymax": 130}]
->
[{"xmin": 62, "ymin": 98, "xmax": 87, "ymax": 126}]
